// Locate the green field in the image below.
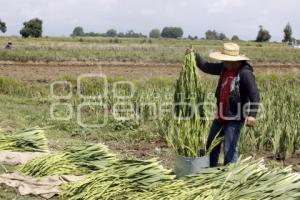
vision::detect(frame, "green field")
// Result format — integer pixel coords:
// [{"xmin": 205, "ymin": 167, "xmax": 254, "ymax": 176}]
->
[
  {"xmin": 0, "ymin": 74, "xmax": 299, "ymax": 160},
  {"xmin": 0, "ymin": 36, "xmax": 300, "ymax": 63},
  {"xmin": 0, "ymin": 37, "xmax": 300, "ymax": 199},
  {"xmin": 1, "ymin": 73, "xmax": 300, "ymax": 198}
]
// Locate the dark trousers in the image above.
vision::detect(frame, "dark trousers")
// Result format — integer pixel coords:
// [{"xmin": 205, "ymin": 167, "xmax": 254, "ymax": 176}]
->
[{"xmin": 206, "ymin": 119, "xmax": 244, "ymax": 167}]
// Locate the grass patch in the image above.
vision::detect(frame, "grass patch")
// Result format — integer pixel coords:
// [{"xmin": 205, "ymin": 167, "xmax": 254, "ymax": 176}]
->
[{"xmin": 0, "ymin": 36, "xmax": 299, "ymax": 63}]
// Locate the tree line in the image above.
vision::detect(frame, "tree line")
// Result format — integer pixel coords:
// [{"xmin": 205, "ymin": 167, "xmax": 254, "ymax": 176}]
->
[
  {"xmin": 0, "ymin": 18, "xmax": 296, "ymax": 43},
  {"xmin": 0, "ymin": 18, "xmax": 42, "ymax": 38},
  {"xmin": 71, "ymin": 26, "xmax": 184, "ymax": 39}
]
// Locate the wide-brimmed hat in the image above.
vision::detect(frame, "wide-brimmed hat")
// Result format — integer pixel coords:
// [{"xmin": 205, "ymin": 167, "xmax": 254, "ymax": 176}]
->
[{"xmin": 209, "ymin": 43, "xmax": 250, "ymax": 61}]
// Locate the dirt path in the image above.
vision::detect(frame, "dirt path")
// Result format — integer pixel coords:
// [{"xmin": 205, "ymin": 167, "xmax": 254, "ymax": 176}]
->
[{"xmin": 0, "ymin": 61, "xmax": 299, "ymax": 81}]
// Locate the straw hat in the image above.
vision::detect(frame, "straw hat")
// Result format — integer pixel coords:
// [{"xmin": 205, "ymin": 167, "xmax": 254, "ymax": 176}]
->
[{"xmin": 209, "ymin": 43, "xmax": 250, "ymax": 61}]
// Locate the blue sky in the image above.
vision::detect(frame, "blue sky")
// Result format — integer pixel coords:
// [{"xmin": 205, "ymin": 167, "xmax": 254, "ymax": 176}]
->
[{"xmin": 0, "ymin": 0, "xmax": 299, "ymax": 41}]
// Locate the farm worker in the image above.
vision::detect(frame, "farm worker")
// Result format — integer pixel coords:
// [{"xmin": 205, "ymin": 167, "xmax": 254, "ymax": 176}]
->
[
  {"xmin": 5, "ymin": 41, "xmax": 13, "ymax": 49},
  {"xmin": 194, "ymin": 43, "xmax": 260, "ymax": 167}
]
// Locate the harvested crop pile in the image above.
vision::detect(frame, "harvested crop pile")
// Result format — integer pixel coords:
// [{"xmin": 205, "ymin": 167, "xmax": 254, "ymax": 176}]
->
[
  {"xmin": 0, "ymin": 128, "xmax": 48, "ymax": 152},
  {"xmin": 130, "ymin": 157, "xmax": 300, "ymax": 200},
  {"xmin": 62, "ymin": 159, "xmax": 175, "ymax": 200},
  {"xmin": 19, "ymin": 144, "xmax": 117, "ymax": 177},
  {"xmin": 174, "ymin": 50, "xmax": 206, "ymax": 120},
  {"xmin": 166, "ymin": 50, "xmax": 209, "ymax": 157}
]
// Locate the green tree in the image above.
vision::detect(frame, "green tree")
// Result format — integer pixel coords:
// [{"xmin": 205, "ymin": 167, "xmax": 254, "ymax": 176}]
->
[
  {"xmin": 20, "ymin": 18, "xmax": 43, "ymax": 38},
  {"xmin": 149, "ymin": 29, "xmax": 160, "ymax": 38},
  {"xmin": 161, "ymin": 27, "xmax": 183, "ymax": 38},
  {"xmin": 231, "ymin": 35, "xmax": 240, "ymax": 41},
  {"xmin": 124, "ymin": 30, "xmax": 146, "ymax": 38},
  {"xmin": 71, "ymin": 26, "xmax": 84, "ymax": 37},
  {"xmin": 84, "ymin": 32, "xmax": 103, "ymax": 37},
  {"xmin": 188, "ymin": 35, "xmax": 198, "ymax": 40},
  {"xmin": 256, "ymin": 25, "xmax": 271, "ymax": 42},
  {"xmin": 219, "ymin": 33, "xmax": 227, "ymax": 40},
  {"xmin": 106, "ymin": 29, "xmax": 117, "ymax": 37},
  {"xmin": 205, "ymin": 30, "xmax": 227, "ymax": 40},
  {"xmin": 283, "ymin": 23, "xmax": 292, "ymax": 42},
  {"xmin": 0, "ymin": 20, "xmax": 7, "ymax": 33},
  {"xmin": 205, "ymin": 30, "xmax": 218, "ymax": 40},
  {"xmin": 118, "ymin": 32, "xmax": 125, "ymax": 37}
]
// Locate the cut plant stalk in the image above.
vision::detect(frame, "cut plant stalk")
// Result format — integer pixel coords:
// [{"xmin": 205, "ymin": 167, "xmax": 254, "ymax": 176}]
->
[
  {"xmin": 0, "ymin": 127, "xmax": 48, "ymax": 152},
  {"xmin": 19, "ymin": 143, "xmax": 117, "ymax": 177},
  {"xmin": 167, "ymin": 50, "xmax": 220, "ymax": 158},
  {"xmin": 129, "ymin": 157, "xmax": 300, "ymax": 200},
  {"xmin": 61, "ymin": 159, "xmax": 175, "ymax": 200}
]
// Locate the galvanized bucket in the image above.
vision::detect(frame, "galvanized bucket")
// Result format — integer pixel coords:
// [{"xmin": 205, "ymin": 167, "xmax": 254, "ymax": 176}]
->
[{"xmin": 174, "ymin": 154, "xmax": 210, "ymax": 178}]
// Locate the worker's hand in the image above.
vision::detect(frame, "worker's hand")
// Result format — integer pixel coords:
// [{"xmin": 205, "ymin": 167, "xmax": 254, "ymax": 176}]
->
[
  {"xmin": 185, "ymin": 48, "xmax": 194, "ymax": 55},
  {"xmin": 245, "ymin": 116, "xmax": 256, "ymax": 127}
]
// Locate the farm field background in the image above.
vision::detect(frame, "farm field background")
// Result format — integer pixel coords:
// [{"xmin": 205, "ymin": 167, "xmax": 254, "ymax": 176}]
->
[
  {"xmin": 1, "ymin": 36, "xmax": 300, "ymax": 63},
  {"xmin": 0, "ymin": 36, "xmax": 300, "ymax": 199}
]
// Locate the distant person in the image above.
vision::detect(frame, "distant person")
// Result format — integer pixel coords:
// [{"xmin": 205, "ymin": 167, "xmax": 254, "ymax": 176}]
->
[
  {"xmin": 188, "ymin": 43, "xmax": 260, "ymax": 167},
  {"xmin": 5, "ymin": 41, "xmax": 13, "ymax": 49}
]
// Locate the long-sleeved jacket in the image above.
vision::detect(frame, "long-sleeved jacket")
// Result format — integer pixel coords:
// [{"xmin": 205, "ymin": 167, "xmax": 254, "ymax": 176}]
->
[{"xmin": 195, "ymin": 53, "xmax": 260, "ymax": 121}]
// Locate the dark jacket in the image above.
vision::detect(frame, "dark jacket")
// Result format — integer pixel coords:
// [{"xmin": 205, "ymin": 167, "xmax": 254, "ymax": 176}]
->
[{"xmin": 195, "ymin": 53, "xmax": 260, "ymax": 121}]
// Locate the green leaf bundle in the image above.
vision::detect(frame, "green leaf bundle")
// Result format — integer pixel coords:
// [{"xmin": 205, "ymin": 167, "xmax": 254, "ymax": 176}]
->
[
  {"xmin": 167, "ymin": 51, "xmax": 209, "ymax": 157},
  {"xmin": 130, "ymin": 157, "xmax": 300, "ymax": 200},
  {"xmin": 19, "ymin": 143, "xmax": 117, "ymax": 177},
  {"xmin": 0, "ymin": 128, "xmax": 48, "ymax": 152},
  {"xmin": 62, "ymin": 159, "xmax": 175, "ymax": 200}
]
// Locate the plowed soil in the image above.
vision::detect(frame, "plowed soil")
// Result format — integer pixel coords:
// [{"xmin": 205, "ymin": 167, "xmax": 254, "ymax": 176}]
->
[{"xmin": 0, "ymin": 61, "xmax": 299, "ymax": 81}]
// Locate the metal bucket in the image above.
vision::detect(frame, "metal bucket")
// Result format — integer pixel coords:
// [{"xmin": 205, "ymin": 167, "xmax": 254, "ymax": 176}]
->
[{"xmin": 174, "ymin": 154, "xmax": 210, "ymax": 178}]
